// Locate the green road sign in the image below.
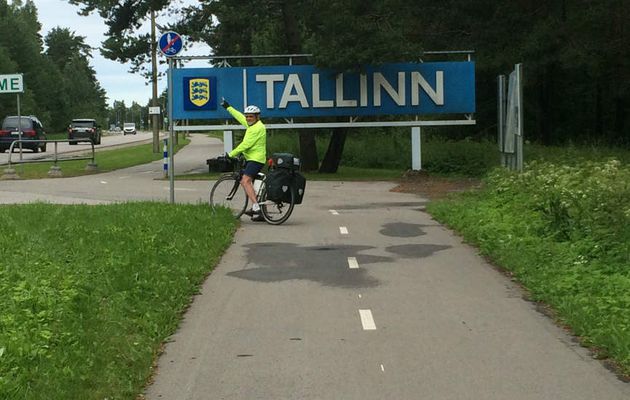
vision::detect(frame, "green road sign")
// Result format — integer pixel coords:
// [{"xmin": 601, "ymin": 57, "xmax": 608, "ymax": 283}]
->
[{"xmin": 0, "ymin": 74, "xmax": 23, "ymax": 93}]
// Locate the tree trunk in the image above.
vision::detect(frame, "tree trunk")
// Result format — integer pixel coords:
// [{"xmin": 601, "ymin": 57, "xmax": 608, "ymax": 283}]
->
[
  {"xmin": 319, "ymin": 128, "xmax": 347, "ymax": 173},
  {"xmin": 299, "ymin": 131, "xmax": 319, "ymax": 171},
  {"xmin": 280, "ymin": 0, "xmax": 319, "ymax": 170},
  {"xmin": 281, "ymin": 0, "xmax": 302, "ymax": 56}
]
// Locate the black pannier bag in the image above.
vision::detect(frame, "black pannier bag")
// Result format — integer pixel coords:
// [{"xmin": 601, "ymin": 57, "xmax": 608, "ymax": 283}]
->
[
  {"xmin": 272, "ymin": 152, "xmax": 300, "ymax": 171},
  {"xmin": 206, "ymin": 155, "xmax": 234, "ymax": 173},
  {"xmin": 292, "ymin": 172, "xmax": 306, "ymax": 204},
  {"xmin": 265, "ymin": 169, "xmax": 293, "ymax": 202}
]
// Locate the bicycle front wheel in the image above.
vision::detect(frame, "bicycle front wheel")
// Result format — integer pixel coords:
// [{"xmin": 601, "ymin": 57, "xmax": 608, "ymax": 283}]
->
[
  {"xmin": 210, "ymin": 175, "xmax": 248, "ymax": 218},
  {"xmin": 260, "ymin": 182, "xmax": 295, "ymax": 225}
]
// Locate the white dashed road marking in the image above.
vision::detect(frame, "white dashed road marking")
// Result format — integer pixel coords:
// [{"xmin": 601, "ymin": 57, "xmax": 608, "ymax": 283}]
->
[
  {"xmin": 163, "ymin": 187, "xmax": 198, "ymax": 192},
  {"xmin": 329, "ymin": 209, "xmax": 339, "ymax": 215},
  {"xmin": 359, "ymin": 309, "xmax": 376, "ymax": 330},
  {"xmin": 347, "ymin": 257, "xmax": 359, "ymax": 269}
]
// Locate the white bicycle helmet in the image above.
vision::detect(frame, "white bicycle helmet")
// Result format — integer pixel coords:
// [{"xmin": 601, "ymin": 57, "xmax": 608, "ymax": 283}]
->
[{"xmin": 243, "ymin": 105, "xmax": 261, "ymax": 114}]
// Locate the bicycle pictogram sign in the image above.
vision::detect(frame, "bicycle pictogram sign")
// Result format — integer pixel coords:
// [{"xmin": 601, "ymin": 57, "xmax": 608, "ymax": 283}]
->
[{"xmin": 158, "ymin": 31, "xmax": 183, "ymax": 57}]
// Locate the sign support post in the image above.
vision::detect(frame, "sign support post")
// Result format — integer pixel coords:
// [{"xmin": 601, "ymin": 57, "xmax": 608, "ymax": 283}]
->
[
  {"xmin": 515, "ymin": 63, "xmax": 524, "ymax": 172},
  {"xmin": 168, "ymin": 57, "xmax": 175, "ymax": 204},
  {"xmin": 411, "ymin": 127, "xmax": 421, "ymax": 170},
  {"xmin": 0, "ymin": 74, "xmax": 25, "ymax": 166},
  {"xmin": 223, "ymin": 130, "xmax": 233, "ymax": 154},
  {"xmin": 17, "ymin": 92, "xmax": 22, "ymax": 161},
  {"xmin": 158, "ymin": 31, "xmax": 183, "ymax": 204}
]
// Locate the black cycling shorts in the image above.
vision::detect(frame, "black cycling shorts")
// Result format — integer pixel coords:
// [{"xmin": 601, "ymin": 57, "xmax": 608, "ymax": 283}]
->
[{"xmin": 243, "ymin": 160, "xmax": 264, "ymax": 177}]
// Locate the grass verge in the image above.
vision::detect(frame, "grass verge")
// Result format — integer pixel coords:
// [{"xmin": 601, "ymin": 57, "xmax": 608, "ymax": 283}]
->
[
  {"xmin": 6, "ymin": 138, "xmax": 190, "ymax": 180},
  {"xmin": 0, "ymin": 202, "xmax": 237, "ymax": 399},
  {"xmin": 426, "ymin": 160, "xmax": 630, "ymax": 377}
]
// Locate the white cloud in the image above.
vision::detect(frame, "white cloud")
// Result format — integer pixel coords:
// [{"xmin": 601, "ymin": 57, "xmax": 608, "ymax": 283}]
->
[{"xmin": 33, "ymin": 0, "xmax": 212, "ymax": 107}]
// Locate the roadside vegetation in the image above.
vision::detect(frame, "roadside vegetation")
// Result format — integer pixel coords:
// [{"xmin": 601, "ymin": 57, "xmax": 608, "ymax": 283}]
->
[
  {"xmin": 427, "ymin": 159, "xmax": 630, "ymax": 376},
  {"xmin": 1, "ymin": 129, "xmax": 628, "ymax": 398},
  {"xmin": 0, "ymin": 203, "xmax": 237, "ymax": 399},
  {"xmin": 5, "ymin": 138, "xmax": 189, "ymax": 180}
]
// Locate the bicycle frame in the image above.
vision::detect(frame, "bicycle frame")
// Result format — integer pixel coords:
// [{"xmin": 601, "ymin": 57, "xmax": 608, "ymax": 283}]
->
[{"xmin": 224, "ymin": 173, "xmax": 242, "ymax": 201}]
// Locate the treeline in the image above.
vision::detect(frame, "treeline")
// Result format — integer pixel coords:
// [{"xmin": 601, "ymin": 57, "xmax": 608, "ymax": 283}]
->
[
  {"xmin": 108, "ymin": 101, "xmax": 149, "ymax": 130},
  {"xmin": 0, "ymin": 0, "xmax": 107, "ymax": 133},
  {"xmin": 13, "ymin": 0, "xmax": 626, "ymax": 146},
  {"xmin": 171, "ymin": 0, "xmax": 628, "ymax": 146}
]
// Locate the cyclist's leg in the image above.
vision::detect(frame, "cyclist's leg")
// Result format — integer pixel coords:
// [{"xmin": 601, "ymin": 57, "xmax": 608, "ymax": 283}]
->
[
  {"xmin": 241, "ymin": 174, "xmax": 257, "ymax": 207},
  {"xmin": 242, "ymin": 161, "xmax": 264, "ymax": 214}
]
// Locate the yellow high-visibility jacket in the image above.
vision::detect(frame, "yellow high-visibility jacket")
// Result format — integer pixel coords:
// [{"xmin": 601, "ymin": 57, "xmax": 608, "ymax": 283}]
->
[{"xmin": 227, "ymin": 106, "xmax": 266, "ymax": 164}]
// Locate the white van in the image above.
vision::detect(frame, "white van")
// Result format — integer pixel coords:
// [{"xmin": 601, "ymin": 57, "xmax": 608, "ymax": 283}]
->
[{"xmin": 123, "ymin": 122, "xmax": 136, "ymax": 135}]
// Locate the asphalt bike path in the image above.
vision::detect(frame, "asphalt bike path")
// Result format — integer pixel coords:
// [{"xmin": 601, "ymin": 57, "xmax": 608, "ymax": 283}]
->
[
  {"xmin": 0, "ymin": 134, "xmax": 627, "ymax": 398},
  {"xmin": 145, "ymin": 181, "xmax": 629, "ymax": 399}
]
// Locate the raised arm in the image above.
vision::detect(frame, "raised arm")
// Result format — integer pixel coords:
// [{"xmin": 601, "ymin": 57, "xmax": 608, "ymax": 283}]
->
[{"xmin": 221, "ymin": 98, "xmax": 248, "ymax": 128}]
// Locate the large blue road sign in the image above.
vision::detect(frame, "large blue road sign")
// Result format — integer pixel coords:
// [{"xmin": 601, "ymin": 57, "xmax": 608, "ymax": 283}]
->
[
  {"xmin": 159, "ymin": 31, "xmax": 183, "ymax": 57},
  {"xmin": 172, "ymin": 62, "xmax": 475, "ymax": 120}
]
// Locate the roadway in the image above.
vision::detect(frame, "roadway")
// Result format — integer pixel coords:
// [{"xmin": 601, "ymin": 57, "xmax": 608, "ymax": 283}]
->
[
  {"xmin": 0, "ymin": 134, "xmax": 627, "ymax": 399},
  {"xmin": 0, "ymin": 130, "xmax": 155, "ymax": 166}
]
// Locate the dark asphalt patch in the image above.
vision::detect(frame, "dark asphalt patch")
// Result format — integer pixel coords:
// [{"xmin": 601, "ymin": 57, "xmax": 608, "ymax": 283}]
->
[
  {"xmin": 379, "ymin": 222, "xmax": 428, "ymax": 237},
  {"xmin": 228, "ymin": 243, "xmax": 392, "ymax": 288},
  {"xmin": 385, "ymin": 244, "xmax": 451, "ymax": 258}
]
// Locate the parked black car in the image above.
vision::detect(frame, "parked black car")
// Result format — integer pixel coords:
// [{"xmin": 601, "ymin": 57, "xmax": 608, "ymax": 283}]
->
[
  {"xmin": 68, "ymin": 118, "xmax": 101, "ymax": 145},
  {"xmin": 0, "ymin": 115, "xmax": 47, "ymax": 153}
]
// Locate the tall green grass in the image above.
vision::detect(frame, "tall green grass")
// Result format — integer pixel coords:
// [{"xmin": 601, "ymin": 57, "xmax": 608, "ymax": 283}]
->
[
  {"xmin": 0, "ymin": 203, "xmax": 236, "ymax": 399},
  {"xmin": 427, "ymin": 160, "xmax": 630, "ymax": 375}
]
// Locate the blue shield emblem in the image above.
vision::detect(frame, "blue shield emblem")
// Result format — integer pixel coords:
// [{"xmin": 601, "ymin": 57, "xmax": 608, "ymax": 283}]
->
[
  {"xmin": 189, "ymin": 79, "xmax": 209, "ymax": 107},
  {"xmin": 183, "ymin": 76, "xmax": 217, "ymax": 111}
]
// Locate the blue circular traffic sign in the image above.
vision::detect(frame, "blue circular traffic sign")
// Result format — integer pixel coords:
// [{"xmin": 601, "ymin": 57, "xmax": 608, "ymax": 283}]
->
[{"xmin": 158, "ymin": 31, "xmax": 183, "ymax": 57}]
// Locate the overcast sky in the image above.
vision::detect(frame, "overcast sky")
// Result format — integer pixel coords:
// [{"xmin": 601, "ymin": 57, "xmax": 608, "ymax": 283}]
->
[{"xmin": 34, "ymin": 0, "xmax": 212, "ymax": 107}]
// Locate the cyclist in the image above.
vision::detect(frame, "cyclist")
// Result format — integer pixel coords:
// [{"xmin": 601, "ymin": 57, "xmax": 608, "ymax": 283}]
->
[{"xmin": 221, "ymin": 98, "xmax": 266, "ymax": 220}]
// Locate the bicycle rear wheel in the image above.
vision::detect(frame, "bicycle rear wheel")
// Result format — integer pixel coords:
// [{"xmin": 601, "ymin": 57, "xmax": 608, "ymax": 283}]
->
[
  {"xmin": 210, "ymin": 175, "xmax": 248, "ymax": 218},
  {"xmin": 260, "ymin": 182, "xmax": 295, "ymax": 225}
]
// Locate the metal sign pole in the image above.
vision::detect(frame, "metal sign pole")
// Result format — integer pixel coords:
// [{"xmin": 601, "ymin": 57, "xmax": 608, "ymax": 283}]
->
[
  {"xmin": 168, "ymin": 57, "xmax": 175, "ymax": 204},
  {"xmin": 497, "ymin": 75, "xmax": 506, "ymax": 167},
  {"xmin": 17, "ymin": 93, "xmax": 23, "ymax": 161},
  {"xmin": 515, "ymin": 63, "xmax": 524, "ymax": 172}
]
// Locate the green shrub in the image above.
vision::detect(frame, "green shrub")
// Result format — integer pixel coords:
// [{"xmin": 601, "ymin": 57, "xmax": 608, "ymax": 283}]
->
[{"xmin": 266, "ymin": 129, "xmax": 499, "ymax": 175}]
